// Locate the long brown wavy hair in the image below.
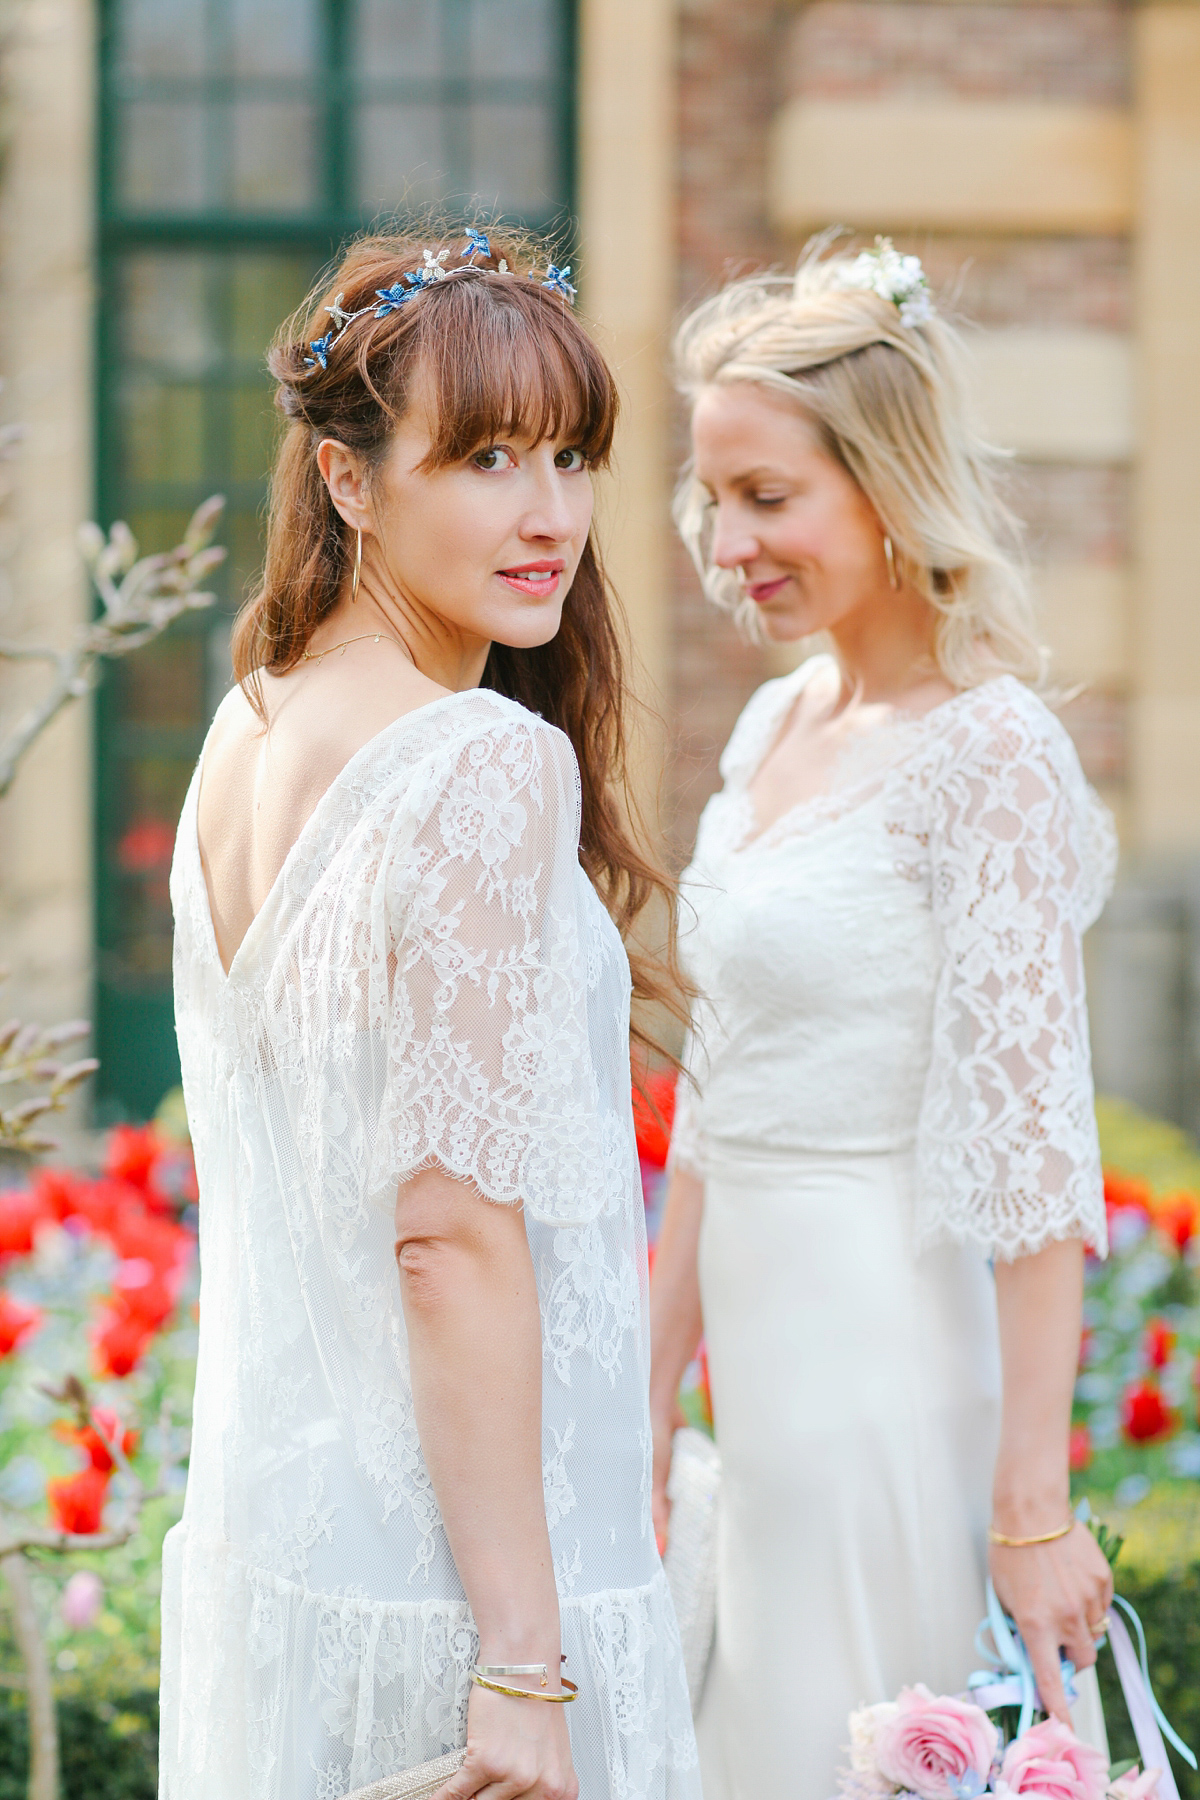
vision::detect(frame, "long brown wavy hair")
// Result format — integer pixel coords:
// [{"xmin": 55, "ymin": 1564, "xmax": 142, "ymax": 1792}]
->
[{"xmin": 233, "ymin": 225, "xmax": 688, "ymax": 1059}]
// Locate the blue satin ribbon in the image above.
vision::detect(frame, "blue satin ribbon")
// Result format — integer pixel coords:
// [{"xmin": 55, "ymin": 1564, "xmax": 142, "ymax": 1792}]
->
[
  {"xmin": 967, "ymin": 1580, "xmax": 1075, "ymax": 1736},
  {"xmin": 967, "ymin": 1582, "xmax": 1195, "ymax": 1784}
]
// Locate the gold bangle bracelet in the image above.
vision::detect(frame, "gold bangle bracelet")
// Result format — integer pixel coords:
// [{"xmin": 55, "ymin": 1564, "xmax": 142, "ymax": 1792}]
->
[
  {"xmin": 988, "ymin": 1517, "xmax": 1074, "ymax": 1548},
  {"xmin": 469, "ymin": 1669, "xmax": 579, "ymax": 1704}
]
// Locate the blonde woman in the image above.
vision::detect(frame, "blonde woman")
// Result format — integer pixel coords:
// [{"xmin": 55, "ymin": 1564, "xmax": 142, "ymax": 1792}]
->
[{"xmin": 648, "ymin": 243, "xmax": 1117, "ymax": 1799}]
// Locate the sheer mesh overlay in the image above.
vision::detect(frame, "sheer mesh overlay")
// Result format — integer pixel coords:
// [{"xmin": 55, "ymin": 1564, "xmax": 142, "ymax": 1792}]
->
[
  {"xmin": 670, "ymin": 658, "xmax": 1115, "ymax": 1262},
  {"xmin": 162, "ymin": 689, "xmax": 700, "ymax": 1800}
]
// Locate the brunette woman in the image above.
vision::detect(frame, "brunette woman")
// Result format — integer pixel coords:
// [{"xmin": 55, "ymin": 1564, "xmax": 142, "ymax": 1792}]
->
[{"xmin": 160, "ymin": 229, "xmax": 700, "ymax": 1800}]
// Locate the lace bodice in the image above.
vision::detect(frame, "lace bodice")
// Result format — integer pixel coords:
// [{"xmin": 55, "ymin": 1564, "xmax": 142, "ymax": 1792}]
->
[
  {"xmin": 162, "ymin": 689, "xmax": 698, "ymax": 1800},
  {"xmin": 672, "ymin": 657, "xmax": 1116, "ymax": 1262}
]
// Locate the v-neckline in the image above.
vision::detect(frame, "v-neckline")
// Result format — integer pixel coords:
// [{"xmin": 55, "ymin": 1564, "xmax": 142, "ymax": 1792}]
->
[
  {"xmin": 733, "ymin": 659, "xmax": 1012, "ymax": 855},
  {"xmin": 191, "ymin": 686, "xmax": 482, "ymax": 988}
]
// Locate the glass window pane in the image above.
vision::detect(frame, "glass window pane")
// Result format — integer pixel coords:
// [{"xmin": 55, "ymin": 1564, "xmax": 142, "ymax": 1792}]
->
[
  {"xmin": 122, "ymin": 256, "xmax": 217, "ymax": 377},
  {"xmin": 468, "ymin": 0, "xmax": 557, "ymax": 79},
  {"xmin": 232, "ymin": 101, "xmax": 317, "ymax": 211},
  {"xmin": 468, "ymin": 103, "xmax": 555, "ymax": 215},
  {"xmin": 355, "ymin": 0, "xmax": 443, "ymax": 80},
  {"xmin": 230, "ymin": 255, "xmax": 312, "ymax": 361},
  {"xmin": 121, "ymin": 101, "xmax": 208, "ymax": 211},
  {"xmin": 113, "ymin": 628, "xmax": 207, "ymax": 730},
  {"xmin": 118, "ymin": 0, "xmax": 205, "ymax": 75},
  {"xmin": 121, "ymin": 377, "xmax": 207, "ymax": 485},
  {"xmin": 358, "ymin": 102, "xmax": 453, "ymax": 210},
  {"xmin": 231, "ymin": 0, "xmax": 320, "ymax": 76},
  {"xmin": 109, "ymin": 749, "xmax": 198, "ymax": 979},
  {"xmin": 230, "ymin": 386, "xmax": 279, "ymax": 482}
]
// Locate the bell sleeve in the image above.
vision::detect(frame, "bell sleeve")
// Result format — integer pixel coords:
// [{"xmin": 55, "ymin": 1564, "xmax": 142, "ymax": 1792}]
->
[
  {"xmin": 915, "ymin": 693, "xmax": 1117, "ymax": 1262},
  {"xmin": 367, "ymin": 706, "xmax": 618, "ymax": 1228}
]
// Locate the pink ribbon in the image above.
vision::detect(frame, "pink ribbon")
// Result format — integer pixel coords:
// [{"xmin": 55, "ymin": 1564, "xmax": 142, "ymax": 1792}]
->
[{"xmin": 1108, "ymin": 1610, "xmax": 1180, "ymax": 1800}]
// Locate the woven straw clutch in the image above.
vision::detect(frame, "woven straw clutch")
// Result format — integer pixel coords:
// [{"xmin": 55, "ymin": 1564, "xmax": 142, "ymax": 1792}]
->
[
  {"xmin": 345, "ymin": 1748, "xmax": 466, "ymax": 1800},
  {"xmin": 662, "ymin": 1426, "xmax": 721, "ymax": 1708}
]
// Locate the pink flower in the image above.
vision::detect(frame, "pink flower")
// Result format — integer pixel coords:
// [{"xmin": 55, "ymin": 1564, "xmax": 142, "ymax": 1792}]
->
[
  {"xmin": 997, "ymin": 1719, "xmax": 1107, "ymax": 1800},
  {"xmin": 61, "ymin": 1570, "xmax": 104, "ymax": 1631},
  {"xmin": 1107, "ymin": 1768, "xmax": 1161, "ymax": 1800},
  {"xmin": 874, "ymin": 1686, "xmax": 998, "ymax": 1800}
]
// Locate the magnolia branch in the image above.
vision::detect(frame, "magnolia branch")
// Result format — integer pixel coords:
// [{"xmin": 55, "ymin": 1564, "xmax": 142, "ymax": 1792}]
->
[{"xmin": 0, "ymin": 494, "xmax": 226, "ymax": 799}]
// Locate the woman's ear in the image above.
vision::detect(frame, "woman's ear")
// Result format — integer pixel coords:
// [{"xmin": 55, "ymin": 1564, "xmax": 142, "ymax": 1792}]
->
[{"xmin": 316, "ymin": 439, "xmax": 371, "ymax": 535}]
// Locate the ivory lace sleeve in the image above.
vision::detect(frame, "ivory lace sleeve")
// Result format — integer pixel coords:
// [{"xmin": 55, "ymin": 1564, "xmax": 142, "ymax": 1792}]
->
[
  {"xmin": 666, "ymin": 1031, "xmax": 706, "ymax": 1179},
  {"xmin": 915, "ymin": 690, "xmax": 1116, "ymax": 1261},
  {"xmin": 368, "ymin": 707, "xmax": 620, "ymax": 1227}
]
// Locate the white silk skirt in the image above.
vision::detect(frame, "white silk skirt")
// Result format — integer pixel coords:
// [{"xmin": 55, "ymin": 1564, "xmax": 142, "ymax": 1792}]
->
[{"xmin": 694, "ymin": 1143, "xmax": 1003, "ymax": 1800}]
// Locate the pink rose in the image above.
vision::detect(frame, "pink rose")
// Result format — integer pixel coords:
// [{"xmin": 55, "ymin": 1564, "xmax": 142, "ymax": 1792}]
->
[
  {"xmin": 874, "ymin": 1686, "xmax": 999, "ymax": 1800},
  {"xmin": 997, "ymin": 1719, "xmax": 1108, "ymax": 1800}
]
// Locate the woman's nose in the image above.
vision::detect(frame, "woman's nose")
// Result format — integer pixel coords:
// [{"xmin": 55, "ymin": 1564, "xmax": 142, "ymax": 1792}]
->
[
  {"xmin": 520, "ymin": 479, "xmax": 576, "ymax": 544},
  {"xmin": 710, "ymin": 508, "xmax": 759, "ymax": 571}
]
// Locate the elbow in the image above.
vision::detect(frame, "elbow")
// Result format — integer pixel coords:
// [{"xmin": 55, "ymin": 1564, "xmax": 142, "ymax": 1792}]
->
[{"xmin": 394, "ymin": 1235, "xmax": 460, "ymax": 1315}]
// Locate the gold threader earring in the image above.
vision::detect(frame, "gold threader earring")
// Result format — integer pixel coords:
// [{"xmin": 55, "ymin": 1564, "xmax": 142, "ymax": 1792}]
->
[
  {"xmin": 351, "ymin": 528, "xmax": 362, "ymax": 603},
  {"xmin": 883, "ymin": 534, "xmax": 899, "ymax": 590}
]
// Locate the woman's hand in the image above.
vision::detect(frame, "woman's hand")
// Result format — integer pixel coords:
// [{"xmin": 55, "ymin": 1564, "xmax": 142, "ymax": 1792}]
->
[
  {"xmin": 650, "ymin": 1402, "xmax": 677, "ymax": 1552},
  {"xmin": 989, "ymin": 1521, "xmax": 1114, "ymax": 1721},
  {"xmin": 435, "ymin": 1684, "xmax": 577, "ymax": 1800}
]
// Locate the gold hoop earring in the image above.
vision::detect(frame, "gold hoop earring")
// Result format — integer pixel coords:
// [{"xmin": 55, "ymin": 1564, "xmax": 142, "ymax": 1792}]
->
[
  {"xmin": 351, "ymin": 528, "xmax": 362, "ymax": 603},
  {"xmin": 883, "ymin": 534, "xmax": 899, "ymax": 590}
]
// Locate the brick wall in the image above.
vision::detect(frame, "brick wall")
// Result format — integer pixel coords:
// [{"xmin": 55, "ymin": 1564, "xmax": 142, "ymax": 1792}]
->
[{"xmin": 668, "ymin": 0, "xmax": 1134, "ymax": 858}]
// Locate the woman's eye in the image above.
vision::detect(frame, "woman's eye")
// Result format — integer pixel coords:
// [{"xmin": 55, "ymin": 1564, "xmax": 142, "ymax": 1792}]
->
[
  {"xmin": 473, "ymin": 446, "xmax": 515, "ymax": 472},
  {"xmin": 554, "ymin": 447, "xmax": 586, "ymax": 472},
  {"xmin": 751, "ymin": 493, "xmax": 787, "ymax": 508}
]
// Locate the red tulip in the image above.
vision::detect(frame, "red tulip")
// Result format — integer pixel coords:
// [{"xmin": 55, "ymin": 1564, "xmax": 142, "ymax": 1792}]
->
[
  {"xmin": 0, "ymin": 1290, "xmax": 42, "ymax": 1356},
  {"xmin": 632, "ymin": 1069, "xmax": 677, "ymax": 1170},
  {"xmin": 1078, "ymin": 1326, "xmax": 1093, "ymax": 1370},
  {"xmin": 47, "ymin": 1467, "xmax": 110, "ymax": 1535},
  {"xmin": 1122, "ymin": 1378, "xmax": 1176, "ymax": 1443},
  {"xmin": 1153, "ymin": 1191, "xmax": 1200, "ymax": 1253},
  {"xmin": 54, "ymin": 1406, "xmax": 138, "ymax": 1473},
  {"xmin": 105, "ymin": 1123, "xmax": 169, "ymax": 1203},
  {"xmin": 1145, "ymin": 1318, "xmax": 1176, "ymax": 1371},
  {"xmin": 91, "ymin": 1305, "xmax": 155, "ymax": 1379},
  {"xmin": 31, "ymin": 1167, "xmax": 87, "ymax": 1223},
  {"xmin": 1104, "ymin": 1170, "xmax": 1153, "ymax": 1217},
  {"xmin": 1069, "ymin": 1423, "xmax": 1092, "ymax": 1471},
  {"xmin": 0, "ymin": 1188, "xmax": 46, "ymax": 1259}
]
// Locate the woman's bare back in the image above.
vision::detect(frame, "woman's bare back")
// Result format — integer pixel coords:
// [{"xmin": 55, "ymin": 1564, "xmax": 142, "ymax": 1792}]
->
[{"xmin": 196, "ymin": 644, "xmax": 447, "ymax": 973}]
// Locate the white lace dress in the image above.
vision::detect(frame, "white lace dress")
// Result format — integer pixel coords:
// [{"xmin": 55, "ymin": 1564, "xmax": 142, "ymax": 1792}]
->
[
  {"xmin": 670, "ymin": 656, "xmax": 1115, "ymax": 1800},
  {"xmin": 159, "ymin": 688, "xmax": 700, "ymax": 1800}
]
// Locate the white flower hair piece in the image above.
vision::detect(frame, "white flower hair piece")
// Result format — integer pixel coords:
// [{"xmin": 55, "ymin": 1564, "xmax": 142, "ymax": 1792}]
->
[{"xmin": 834, "ymin": 237, "xmax": 934, "ymax": 328}]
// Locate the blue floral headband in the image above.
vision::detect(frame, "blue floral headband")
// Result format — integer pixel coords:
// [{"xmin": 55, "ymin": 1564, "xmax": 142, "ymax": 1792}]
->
[{"xmin": 304, "ymin": 232, "xmax": 577, "ymax": 371}]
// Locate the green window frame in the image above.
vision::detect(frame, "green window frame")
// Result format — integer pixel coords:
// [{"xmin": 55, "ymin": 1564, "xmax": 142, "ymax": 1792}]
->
[{"xmin": 94, "ymin": 0, "xmax": 577, "ymax": 1121}]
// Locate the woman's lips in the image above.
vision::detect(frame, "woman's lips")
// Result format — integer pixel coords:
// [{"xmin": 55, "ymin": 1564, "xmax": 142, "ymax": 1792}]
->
[
  {"xmin": 498, "ymin": 566, "xmax": 563, "ymax": 597},
  {"xmin": 746, "ymin": 575, "xmax": 789, "ymax": 604}
]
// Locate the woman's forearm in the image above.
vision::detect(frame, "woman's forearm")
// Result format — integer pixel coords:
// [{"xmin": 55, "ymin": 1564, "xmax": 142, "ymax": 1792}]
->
[
  {"xmin": 395, "ymin": 1168, "xmax": 561, "ymax": 1666},
  {"xmin": 648, "ymin": 1165, "xmax": 706, "ymax": 1422},
  {"xmin": 991, "ymin": 1236, "xmax": 1084, "ymax": 1532}
]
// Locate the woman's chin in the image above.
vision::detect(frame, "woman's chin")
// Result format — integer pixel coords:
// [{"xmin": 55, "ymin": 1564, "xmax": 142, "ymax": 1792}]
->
[
  {"xmin": 759, "ymin": 609, "xmax": 810, "ymax": 645},
  {"xmin": 487, "ymin": 598, "xmax": 566, "ymax": 652}
]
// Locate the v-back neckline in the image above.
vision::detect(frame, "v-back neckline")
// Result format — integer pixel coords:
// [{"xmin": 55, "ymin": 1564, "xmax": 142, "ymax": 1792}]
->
[{"xmin": 191, "ymin": 686, "xmax": 482, "ymax": 987}]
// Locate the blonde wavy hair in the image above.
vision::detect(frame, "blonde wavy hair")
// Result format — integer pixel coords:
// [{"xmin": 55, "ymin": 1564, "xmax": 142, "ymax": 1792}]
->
[{"xmin": 672, "ymin": 240, "xmax": 1046, "ymax": 689}]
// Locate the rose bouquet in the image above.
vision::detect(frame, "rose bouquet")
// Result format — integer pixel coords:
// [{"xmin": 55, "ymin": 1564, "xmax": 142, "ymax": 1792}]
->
[{"xmin": 838, "ymin": 1686, "xmax": 1155, "ymax": 1800}]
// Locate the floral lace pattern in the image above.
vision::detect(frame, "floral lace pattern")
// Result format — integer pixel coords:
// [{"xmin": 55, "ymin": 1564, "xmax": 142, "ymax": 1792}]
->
[
  {"xmin": 673, "ymin": 658, "xmax": 1115, "ymax": 1261},
  {"xmin": 162, "ymin": 690, "xmax": 700, "ymax": 1799}
]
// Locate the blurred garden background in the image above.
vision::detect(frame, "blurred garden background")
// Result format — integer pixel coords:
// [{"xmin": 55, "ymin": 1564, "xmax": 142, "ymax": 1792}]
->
[{"xmin": 0, "ymin": 0, "xmax": 1198, "ymax": 1792}]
